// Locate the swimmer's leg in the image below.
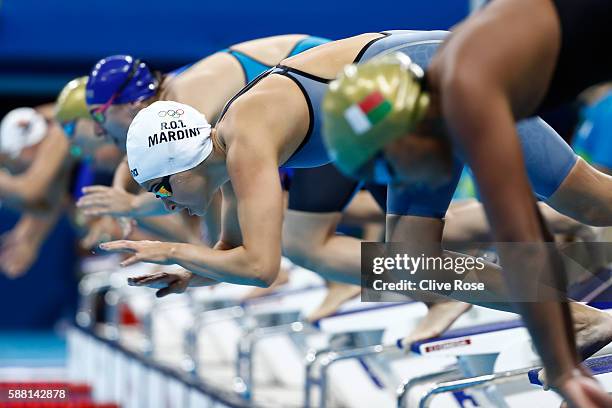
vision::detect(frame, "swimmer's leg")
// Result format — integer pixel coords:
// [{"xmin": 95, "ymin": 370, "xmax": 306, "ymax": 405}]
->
[
  {"xmin": 306, "ymin": 281, "xmax": 361, "ymax": 322},
  {"xmin": 572, "ymin": 303, "xmax": 612, "ymax": 360},
  {"xmin": 283, "ymin": 209, "xmax": 365, "ymax": 320},
  {"xmin": 241, "ymin": 262, "xmax": 292, "ymax": 301},
  {"xmin": 399, "ymin": 301, "xmax": 472, "ymax": 350},
  {"xmin": 283, "ymin": 165, "xmax": 387, "ymax": 319},
  {"xmin": 547, "ymin": 157, "xmax": 612, "ymax": 226},
  {"xmin": 443, "ymin": 198, "xmax": 493, "ymax": 244},
  {"xmin": 283, "ymin": 210, "xmax": 361, "ymax": 284},
  {"xmin": 282, "ymin": 165, "xmax": 385, "ymax": 284}
]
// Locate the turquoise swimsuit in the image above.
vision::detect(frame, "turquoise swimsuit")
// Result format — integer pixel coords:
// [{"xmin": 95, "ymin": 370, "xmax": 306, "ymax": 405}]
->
[
  {"xmin": 221, "ymin": 36, "xmax": 330, "ymax": 83},
  {"xmin": 167, "ymin": 36, "xmax": 330, "ymax": 84}
]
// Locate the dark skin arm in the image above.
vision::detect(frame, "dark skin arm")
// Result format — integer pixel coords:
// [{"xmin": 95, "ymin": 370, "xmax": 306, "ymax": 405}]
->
[{"xmin": 429, "ymin": 0, "xmax": 587, "ymax": 395}]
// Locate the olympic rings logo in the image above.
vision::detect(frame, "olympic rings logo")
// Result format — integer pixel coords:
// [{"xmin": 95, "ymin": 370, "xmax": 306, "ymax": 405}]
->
[{"xmin": 158, "ymin": 109, "xmax": 184, "ymax": 118}]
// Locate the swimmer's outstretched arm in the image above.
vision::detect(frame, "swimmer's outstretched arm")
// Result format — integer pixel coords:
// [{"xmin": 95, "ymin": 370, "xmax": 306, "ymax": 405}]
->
[
  {"xmin": 77, "ymin": 186, "xmax": 166, "ymax": 217},
  {"xmin": 0, "ymin": 124, "xmax": 69, "ymax": 211},
  {"xmin": 172, "ymin": 145, "xmax": 284, "ymax": 286},
  {"xmin": 78, "ymin": 185, "xmax": 222, "ymax": 246},
  {"xmin": 0, "ymin": 206, "xmax": 62, "ymax": 277},
  {"xmin": 442, "ymin": 84, "xmax": 580, "ymax": 391},
  {"xmin": 101, "ymin": 141, "xmax": 283, "ymax": 288},
  {"xmin": 78, "ymin": 159, "xmax": 166, "ymax": 217},
  {"xmin": 431, "ymin": 2, "xmax": 581, "ymax": 392}
]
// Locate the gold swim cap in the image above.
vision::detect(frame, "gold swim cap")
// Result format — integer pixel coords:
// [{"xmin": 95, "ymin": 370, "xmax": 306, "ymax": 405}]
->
[
  {"xmin": 322, "ymin": 53, "xmax": 430, "ymax": 178},
  {"xmin": 55, "ymin": 76, "xmax": 90, "ymax": 124}
]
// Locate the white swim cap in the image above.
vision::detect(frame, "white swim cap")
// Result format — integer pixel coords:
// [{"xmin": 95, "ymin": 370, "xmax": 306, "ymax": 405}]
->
[
  {"xmin": 0, "ymin": 107, "xmax": 48, "ymax": 158},
  {"xmin": 126, "ymin": 100, "xmax": 213, "ymax": 184}
]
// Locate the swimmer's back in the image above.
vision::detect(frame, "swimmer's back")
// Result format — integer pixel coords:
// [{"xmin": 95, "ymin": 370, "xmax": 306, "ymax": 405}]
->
[
  {"xmin": 279, "ymin": 33, "xmax": 384, "ymax": 80},
  {"xmin": 230, "ymin": 34, "xmax": 313, "ymax": 66},
  {"xmin": 280, "ymin": 30, "xmax": 449, "ymax": 79},
  {"xmin": 161, "ymin": 34, "xmax": 329, "ymax": 122}
]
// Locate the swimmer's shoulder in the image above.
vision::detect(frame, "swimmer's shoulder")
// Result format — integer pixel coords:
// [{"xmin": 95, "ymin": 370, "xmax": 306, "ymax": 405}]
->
[
  {"xmin": 162, "ymin": 53, "xmax": 244, "ymax": 98},
  {"xmin": 161, "ymin": 54, "xmax": 245, "ymax": 119},
  {"xmin": 217, "ymin": 74, "xmax": 309, "ymax": 150},
  {"xmin": 280, "ymin": 33, "xmax": 384, "ymax": 80}
]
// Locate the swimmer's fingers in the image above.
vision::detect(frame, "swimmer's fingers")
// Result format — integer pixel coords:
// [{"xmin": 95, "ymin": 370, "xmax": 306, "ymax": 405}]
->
[
  {"xmin": 81, "ymin": 230, "xmax": 112, "ymax": 249},
  {"xmin": 120, "ymin": 254, "xmax": 142, "ymax": 267},
  {"xmin": 81, "ymin": 207, "xmax": 117, "ymax": 218},
  {"xmin": 3, "ymin": 259, "xmax": 29, "ymax": 279},
  {"xmin": 0, "ymin": 245, "xmax": 34, "ymax": 278},
  {"xmin": 82, "ymin": 209, "xmax": 108, "ymax": 217},
  {"xmin": 81, "ymin": 219, "xmax": 117, "ymax": 249},
  {"xmin": 76, "ymin": 194, "xmax": 111, "ymax": 210},
  {"xmin": 155, "ymin": 278, "xmax": 190, "ymax": 298},
  {"xmin": 538, "ymin": 370, "xmax": 550, "ymax": 391},
  {"xmin": 155, "ymin": 286, "xmax": 174, "ymax": 298},
  {"xmin": 128, "ymin": 270, "xmax": 191, "ymax": 298},
  {"xmin": 128, "ymin": 272, "xmax": 169, "ymax": 286},
  {"xmin": 102, "ymin": 240, "xmax": 172, "ymax": 267},
  {"xmin": 78, "ymin": 191, "xmax": 135, "ymax": 217},
  {"xmin": 99, "ymin": 240, "xmax": 138, "ymax": 253},
  {"xmin": 81, "ymin": 185, "xmax": 113, "ymax": 195},
  {"xmin": 80, "ymin": 232, "xmax": 97, "ymax": 250}
]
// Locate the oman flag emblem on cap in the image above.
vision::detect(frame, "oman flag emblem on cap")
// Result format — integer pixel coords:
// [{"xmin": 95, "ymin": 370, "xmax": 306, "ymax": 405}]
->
[{"xmin": 343, "ymin": 91, "xmax": 392, "ymax": 135}]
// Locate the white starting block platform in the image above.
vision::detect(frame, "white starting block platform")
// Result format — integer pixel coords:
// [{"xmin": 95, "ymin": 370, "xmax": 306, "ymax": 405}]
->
[
  {"xmin": 73, "ymin": 255, "xmax": 612, "ymax": 408},
  {"xmin": 396, "ymin": 305, "xmax": 612, "ymax": 408}
]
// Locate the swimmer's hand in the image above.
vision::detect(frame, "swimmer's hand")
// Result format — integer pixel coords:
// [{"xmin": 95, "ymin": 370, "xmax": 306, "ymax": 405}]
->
[
  {"xmin": 556, "ymin": 369, "xmax": 612, "ymax": 408},
  {"xmin": 128, "ymin": 268, "xmax": 192, "ymax": 297},
  {"xmin": 100, "ymin": 240, "xmax": 175, "ymax": 267},
  {"xmin": 128, "ymin": 268, "xmax": 218, "ymax": 297},
  {"xmin": 77, "ymin": 185, "xmax": 137, "ymax": 217},
  {"xmin": 0, "ymin": 231, "xmax": 39, "ymax": 278},
  {"xmin": 81, "ymin": 216, "xmax": 122, "ymax": 249}
]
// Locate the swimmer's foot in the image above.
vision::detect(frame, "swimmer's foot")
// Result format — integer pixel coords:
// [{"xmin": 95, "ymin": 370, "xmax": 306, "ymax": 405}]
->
[
  {"xmin": 573, "ymin": 304, "xmax": 612, "ymax": 360},
  {"xmin": 241, "ymin": 264, "xmax": 291, "ymax": 300},
  {"xmin": 306, "ymin": 282, "xmax": 361, "ymax": 323},
  {"xmin": 400, "ymin": 300, "xmax": 472, "ymax": 350},
  {"xmin": 538, "ymin": 304, "xmax": 612, "ymax": 389}
]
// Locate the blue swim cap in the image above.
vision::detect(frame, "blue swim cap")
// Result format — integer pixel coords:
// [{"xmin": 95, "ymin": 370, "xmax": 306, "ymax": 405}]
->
[{"xmin": 86, "ymin": 55, "xmax": 158, "ymax": 105}]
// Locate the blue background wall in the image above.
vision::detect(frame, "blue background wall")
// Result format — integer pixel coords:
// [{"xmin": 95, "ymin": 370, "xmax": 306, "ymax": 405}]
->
[{"xmin": 0, "ymin": 0, "xmax": 469, "ymax": 96}]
